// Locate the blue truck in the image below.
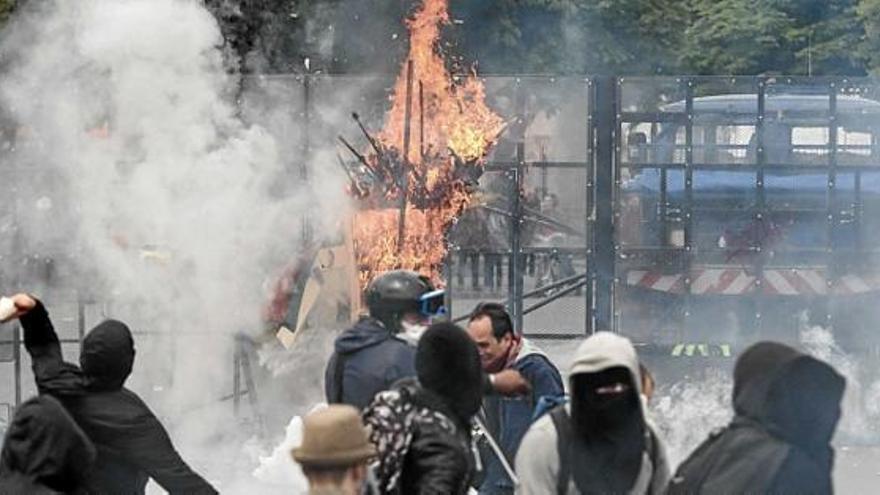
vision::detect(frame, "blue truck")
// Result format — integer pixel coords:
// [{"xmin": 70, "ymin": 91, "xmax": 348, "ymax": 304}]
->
[{"xmin": 616, "ymin": 88, "xmax": 880, "ymax": 351}]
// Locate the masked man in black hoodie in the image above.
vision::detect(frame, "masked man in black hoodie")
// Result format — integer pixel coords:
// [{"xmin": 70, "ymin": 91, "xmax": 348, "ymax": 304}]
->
[
  {"xmin": 516, "ymin": 332, "xmax": 670, "ymax": 494},
  {"xmin": 9, "ymin": 294, "xmax": 217, "ymax": 494},
  {"xmin": 0, "ymin": 395, "xmax": 96, "ymax": 494},
  {"xmin": 363, "ymin": 322, "xmax": 485, "ymax": 494},
  {"xmin": 668, "ymin": 341, "xmax": 845, "ymax": 494}
]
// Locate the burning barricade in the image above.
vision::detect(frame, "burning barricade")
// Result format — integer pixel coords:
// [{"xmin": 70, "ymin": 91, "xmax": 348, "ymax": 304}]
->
[{"xmin": 265, "ymin": 0, "xmax": 504, "ymax": 345}]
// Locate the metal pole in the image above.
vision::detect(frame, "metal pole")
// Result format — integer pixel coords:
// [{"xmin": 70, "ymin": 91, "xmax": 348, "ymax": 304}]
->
[
  {"xmin": 523, "ymin": 279, "xmax": 589, "ymax": 315},
  {"xmin": 443, "ymin": 254, "xmax": 453, "ymax": 319},
  {"xmin": 451, "ymin": 272, "xmax": 588, "ymax": 323},
  {"xmin": 13, "ymin": 323, "xmax": 20, "ymax": 408},
  {"xmin": 683, "ymin": 79, "xmax": 695, "ymax": 338},
  {"xmin": 513, "ymin": 142, "xmax": 525, "ymax": 333},
  {"xmin": 827, "ymin": 83, "xmax": 839, "ymax": 327},
  {"xmin": 585, "ymin": 78, "xmax": 595, "ymax": 334},
  {"xmin": 752, "ymin": 78, "xmax": 768, "ymax": 336},
  {"xmin": 302, "ymin": 75, "xmax": 313, "ymax": 245},
  {"xmin": 302, "ymin": 74, "xmax": 311, "ymax": 182},
  {"xmin": 474, "ymin": 417, "xmax": 519, "ymax": 486},
  {"xmin": 593, "ymin": 76, "xmax": 616, "ymax": 332}
]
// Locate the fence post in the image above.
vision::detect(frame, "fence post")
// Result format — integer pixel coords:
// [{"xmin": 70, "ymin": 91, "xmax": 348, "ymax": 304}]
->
[
  {"xmin": 593, "ymin": 76, "xmax": 616, "ymax": 332},
  {"xmin": 13, "ymin": 323, "xmax": 20, "ymax": 408}
]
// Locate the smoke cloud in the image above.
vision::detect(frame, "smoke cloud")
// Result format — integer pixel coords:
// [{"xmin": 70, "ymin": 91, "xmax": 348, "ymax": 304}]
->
[{"xmin": 0, "ymin": 0, "xmax": 351, "ymax": 490}]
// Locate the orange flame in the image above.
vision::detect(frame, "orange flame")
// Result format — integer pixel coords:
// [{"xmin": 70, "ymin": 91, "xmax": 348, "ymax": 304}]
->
[{"xmin": 353, "ymin": 0, "xmax": 503, "ymax": 288}]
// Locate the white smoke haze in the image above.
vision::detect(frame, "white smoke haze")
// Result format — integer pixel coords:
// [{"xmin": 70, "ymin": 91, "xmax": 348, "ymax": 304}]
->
[
  {"xmin": 0, "ymin": 0, "xmax": 351, "ymax": 491},
  {"xmin": 651, "ymin": 369, "xmax": 732, "ymax": 466}
]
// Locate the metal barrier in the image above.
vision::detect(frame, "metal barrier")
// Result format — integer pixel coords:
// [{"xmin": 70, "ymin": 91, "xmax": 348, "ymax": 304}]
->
[{"xmin": 8, "ymin": 75, "xmax": 880, "ymax": 411}]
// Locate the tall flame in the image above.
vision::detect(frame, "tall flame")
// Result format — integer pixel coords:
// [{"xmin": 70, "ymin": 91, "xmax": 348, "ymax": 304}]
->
[{"xmin": 352, "ymin": 0, "xmax": 503, "ymax": 288}]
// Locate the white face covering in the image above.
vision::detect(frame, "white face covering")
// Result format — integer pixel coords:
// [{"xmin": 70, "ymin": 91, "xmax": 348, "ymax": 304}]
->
[{"xmin": 400, "ymin": 320, "xmax": 428, "ymax": 344}]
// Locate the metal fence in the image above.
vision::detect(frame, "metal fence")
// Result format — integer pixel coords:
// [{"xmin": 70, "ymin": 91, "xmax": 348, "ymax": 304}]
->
[{"xmin": 7, "ymin": 75, "xmax": 880, "ymax": 411}]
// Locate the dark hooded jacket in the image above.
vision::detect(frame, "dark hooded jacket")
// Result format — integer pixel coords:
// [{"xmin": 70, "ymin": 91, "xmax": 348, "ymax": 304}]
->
[
  {"xmin": 0, "ymin": 395, "xmax": 96, "ymax": 494},
  {"xmin": 363, "ymin": 323, "xmax": 484, "ymax": 495},
  {"xmin": 325, "ymin": 316, "xmax": 416, "ymax": 410},
  {"xmin": 668, "ymin": 341, "xmax": 845, "ymax": 494},
  {"xmin": 21, "ymin": 300, "xmax": 217, "ymax": 495}
]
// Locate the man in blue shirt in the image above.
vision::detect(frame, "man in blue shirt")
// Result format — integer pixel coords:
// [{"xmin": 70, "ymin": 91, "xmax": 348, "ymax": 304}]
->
[{"xmin": 467, "ymin": 302, "xmax": 564, "ymax": 495}]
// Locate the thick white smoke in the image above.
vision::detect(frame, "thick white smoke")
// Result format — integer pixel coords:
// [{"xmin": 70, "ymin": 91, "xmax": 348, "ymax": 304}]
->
[
  {"xmin": 651, "ymin": 370, "xmax": 732, "ymax": 466},
  {"xmin": 0, "ymin": 0, "xmax": 350, "ymax": 491}
]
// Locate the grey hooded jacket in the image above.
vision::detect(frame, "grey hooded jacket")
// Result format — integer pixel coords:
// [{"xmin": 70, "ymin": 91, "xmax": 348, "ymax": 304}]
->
[{"xmin": 514, "ymin": 332, "xmax": 670, "ymax": 495}]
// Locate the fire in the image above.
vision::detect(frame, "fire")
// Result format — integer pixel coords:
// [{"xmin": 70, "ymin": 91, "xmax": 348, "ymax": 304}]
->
[{"xmin": 350, "ymin": 0, "xmax": 504, "ymax": 287}]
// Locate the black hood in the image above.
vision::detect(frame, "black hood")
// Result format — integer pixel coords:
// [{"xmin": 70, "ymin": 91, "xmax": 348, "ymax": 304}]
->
[
  {"xmin": 733, "ymin": 341, "xmax": 845, "ymax": 459},
  {"xmin": 334, "ymin": 317, "xmax": 394, "ymax": 355},
  {"xmin": 569, "ymin": 366, "xmax": 646, "ymax": 494},
  {"xmin": 0, "ymin": 395, "xmax": 96, "ymax": 491},
  {"xmin": 416, "ymin": 322, "xmax": 483, "ymax": 425},
  {"xmin": 80, "ymin": 320, "xmax": 136, "ymax": 391}
]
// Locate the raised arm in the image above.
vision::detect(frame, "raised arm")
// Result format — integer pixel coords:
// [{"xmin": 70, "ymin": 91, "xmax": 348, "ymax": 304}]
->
[
  {"xmin": 14, "ymin": 295, "xmax": 59, "ymax": 360},
  {"xmin": 15, "ymin": 295, "xmax": 85, "ymax": 396}
]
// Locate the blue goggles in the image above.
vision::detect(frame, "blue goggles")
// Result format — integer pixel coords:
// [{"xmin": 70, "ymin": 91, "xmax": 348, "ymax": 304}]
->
[{"xmin": 419, "ymin": 289, "xmax": 447, "ymax": 318}]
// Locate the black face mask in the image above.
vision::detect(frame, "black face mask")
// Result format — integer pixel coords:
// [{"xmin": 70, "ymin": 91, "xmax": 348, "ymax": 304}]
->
[
  {"xmin": 569, "ymin": 367, "xmax": 646, "ymax": 494},
  {"xmin": 571, "ymin": 367, "xmax": 641, "ymax": 438}
]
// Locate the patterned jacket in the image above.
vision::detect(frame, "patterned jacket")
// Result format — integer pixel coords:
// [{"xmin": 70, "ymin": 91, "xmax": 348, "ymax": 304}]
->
[{"xmin": 363, "ymin": 379, "xmax": 475, "ymax": 495}]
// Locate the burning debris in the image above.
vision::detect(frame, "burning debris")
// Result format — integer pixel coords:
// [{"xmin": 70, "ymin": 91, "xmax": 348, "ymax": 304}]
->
[{"xmin": 337, "ymin": 0, "xmax": 504, "ymax": 288}]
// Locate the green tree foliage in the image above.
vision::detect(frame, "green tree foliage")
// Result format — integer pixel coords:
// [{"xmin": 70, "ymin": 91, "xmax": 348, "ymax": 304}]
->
[
  {"xmin": 0, "ymin": 0, "xmax": 15, "ymax": 26},
  {"xmin": 680, "ymin": 0, "xmax": 795, "ymax": 74},
  {"xmin": 858, "ymin": 0, "xmax": 880, "ymax": 74},
  {"xmin": 4, "ymin": 0, "xmax": 879, "ymax": 76},
  {"xmin": 448, "ymin": 0, "xmax": 870, "ymax": 76},
  {"xmin": 449, "ymin": 0, "xmax": 690, "ymax": 75}
]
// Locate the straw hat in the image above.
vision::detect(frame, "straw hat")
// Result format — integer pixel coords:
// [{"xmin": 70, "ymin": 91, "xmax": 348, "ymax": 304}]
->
[{"xmin": 292, "ymin": 405, "xmax": 375, "ymax": 467}]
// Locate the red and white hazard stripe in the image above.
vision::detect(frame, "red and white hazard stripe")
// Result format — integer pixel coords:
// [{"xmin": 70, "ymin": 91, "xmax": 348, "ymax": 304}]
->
[
  {"xmin": 626, "ymin": 267, "xmax": 880, "ymax": 296},
  {"xmin": 690, "ymin": 268, "xmax": 756, "ymax": 295},
  {"xmin": 763, "ymin": 269, "xmax": 827, "ymax": 296},
  {"xmin": 836, "ymin": 274, "xmax": 873, "ymax": 294}
]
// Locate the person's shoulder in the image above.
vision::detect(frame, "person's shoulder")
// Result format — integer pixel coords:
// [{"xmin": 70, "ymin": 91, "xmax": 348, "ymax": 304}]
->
[
  {"xmin": 105, "ymin": 388, "xmax": 158, "ymax": 417},
  {"xmin": 525, "ymin": 408, "xmax": 558, "ymax": 439},
  {"xmin": 383, "ymin": 335, "xmax": 417, "ymax": 355},
  {"xmin": 516, "ymin": 411, "xmax": 560, "ymax": 469},
  {"xmin": 516, "ymin": 350, "xmax": 561, "ymax": 379},
  {"xmin": 517, "ymin": 352, "xmax": 557, "ymax": 370}
]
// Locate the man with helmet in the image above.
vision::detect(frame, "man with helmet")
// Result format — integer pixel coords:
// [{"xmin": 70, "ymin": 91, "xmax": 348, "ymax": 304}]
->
[
  {"xmin": 325, "ymin": 270, "xmax": 530, "ymax": 410},
  {"xmin": 324, "ymin": 270, "xmax": 443, "ymax": 410}
]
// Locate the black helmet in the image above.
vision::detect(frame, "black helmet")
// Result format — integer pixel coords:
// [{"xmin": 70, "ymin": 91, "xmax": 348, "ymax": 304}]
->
[{"xmin": 366, "ymin": 270, "xmax": 435, "ymax": 331}]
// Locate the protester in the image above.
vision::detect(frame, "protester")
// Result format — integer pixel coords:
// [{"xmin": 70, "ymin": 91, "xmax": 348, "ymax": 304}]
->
[
  {"xmin": 363, "ymin": 322, "xmax": 484, "ymax": 494},
  {"xmin": 10, "ymin": 293, "xmax": 217, "ymax": 494},
  {"xmin": 325, "ymin": 270, "xmax": 437, "ymax": 409},
  {"xmin": 326, "ymin": 270, "xmax": 530, "ymax": 410},
  {"xmin": 667, "ymin": 341, "xmax": 845, "ymax": 494},
  {"xmin": 0, "ymin": 395, "xmax": 96, "ymax": 494},
  {"xmin": 467, "ymin": 302, "xmax": 564, "ymax": 494},
  {"xmin": 292, "ymin": 405, "xmax": 375, "ymax": 495},
  {"xmin": 515, "ymin": 332, "xmax": 670, "ymax": 495}
]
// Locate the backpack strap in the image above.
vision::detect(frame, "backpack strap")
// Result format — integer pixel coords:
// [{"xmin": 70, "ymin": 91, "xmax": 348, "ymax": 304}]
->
[{"xmin": 549, "ymin": 406, "xmax": 571, "ymax": 495}]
